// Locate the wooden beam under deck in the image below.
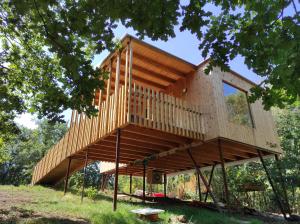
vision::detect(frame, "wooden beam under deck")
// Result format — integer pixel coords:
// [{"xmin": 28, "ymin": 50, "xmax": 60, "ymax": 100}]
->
[{"xmin": 100, "ymin": 134, "xmax": 275, "ymax": 178}]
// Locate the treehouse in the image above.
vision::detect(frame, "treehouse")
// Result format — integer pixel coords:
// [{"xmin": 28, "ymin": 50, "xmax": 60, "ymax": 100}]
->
[{"xmin": 32, "ymin": 34, "xmax": 290, "ymax": 216}]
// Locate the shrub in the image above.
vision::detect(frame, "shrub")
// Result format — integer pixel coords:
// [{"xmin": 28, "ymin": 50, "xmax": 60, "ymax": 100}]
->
[{"xmin": 86, "ymin": 187, "xmax": 98, "ymax": 201}]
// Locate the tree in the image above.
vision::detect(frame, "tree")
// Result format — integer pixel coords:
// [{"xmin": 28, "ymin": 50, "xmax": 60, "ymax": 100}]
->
[
  {"xmin": 68, "ymin": 162, "xmax": 100, "ymax": 190},
  {"xmin": 273, "ymin": 106, "xmax": 300, "ymax": 212},
  {"xmin": 225, "ymin": 106, "xmax": 300, "ymax": 212},
  {"xmin": 0, "ymin": 120, "xmax": 67, "ymax": 185},
  {"xmin": 1, "ymin": 0, "xmax": 299, "ymax": 137}
]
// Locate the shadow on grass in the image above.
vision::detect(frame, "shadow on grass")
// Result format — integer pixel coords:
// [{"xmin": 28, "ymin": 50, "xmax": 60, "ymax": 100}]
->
[
  {"xmin": 0, "ymin": 206, "xmax": 89, "ymax": 224},
  {"xmin": 1, "ymin": 217, "xmax": 88, "ymax": 224}
]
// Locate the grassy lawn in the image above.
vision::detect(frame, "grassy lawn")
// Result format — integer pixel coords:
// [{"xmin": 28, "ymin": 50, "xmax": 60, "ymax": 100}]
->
[{"xmin": 0, "ymin": 185, "xmax": 262, "ymax": 224}]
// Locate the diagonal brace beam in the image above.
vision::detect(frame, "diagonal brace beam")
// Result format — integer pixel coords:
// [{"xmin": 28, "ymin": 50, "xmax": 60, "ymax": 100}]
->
[
  {"xmin": 187, "ymin": 148, "xmax": 221, "ymax": 211},
  {"xmin": 257, "ymin": 149, "xmax": 288, "ymax": 219}
]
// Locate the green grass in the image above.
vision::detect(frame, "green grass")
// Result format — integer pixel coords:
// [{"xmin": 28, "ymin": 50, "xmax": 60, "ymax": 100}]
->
[{"xmin": 0, "ymin": 185, "xmax": 262, "ymax": 224}]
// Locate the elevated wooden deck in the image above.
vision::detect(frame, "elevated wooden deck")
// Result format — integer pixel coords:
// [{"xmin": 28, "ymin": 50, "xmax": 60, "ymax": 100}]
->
[
  {"xmin": 32, "ymin": 34, "xmax": 280, "ymax": 188},
  {"xmin": 32, "ymin": 35, "xmax": 205, "ymax": 185},
  {"xmin": 32, "ymin": 82, "xmax": 205, "ymax": 184}
]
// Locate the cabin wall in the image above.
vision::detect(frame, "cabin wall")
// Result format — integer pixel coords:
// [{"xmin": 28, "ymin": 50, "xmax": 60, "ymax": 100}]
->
[
  {"xmin": 166, "ymin": 67, "xmax": 219, "ymax": 141},
  {"xmin": 210, "ymin": 66, "xmax": 281, "ymax": 153},
  {"xmin": 166, "ymin": 63, "xmax": 281, "ymax": 153}
]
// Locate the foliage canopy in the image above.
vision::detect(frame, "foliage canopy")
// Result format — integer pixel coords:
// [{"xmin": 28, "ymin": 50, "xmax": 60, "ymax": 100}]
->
[
  {"xmin": 0, "ymin": 120, "xmax": 67, "ymax": 184},
  {"xmin": 0, "ymin": 0, "xmax": 299, "ymax": 138}
]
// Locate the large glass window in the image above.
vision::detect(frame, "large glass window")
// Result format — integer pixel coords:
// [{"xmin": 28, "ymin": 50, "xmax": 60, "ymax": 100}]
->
[{"xmin": 223, "ymin": 82, "xmax": 253, "ymax": 127}]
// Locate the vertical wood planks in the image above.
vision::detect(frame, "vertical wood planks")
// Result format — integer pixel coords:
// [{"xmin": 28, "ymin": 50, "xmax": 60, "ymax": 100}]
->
[
  {"xmin": 127, "ymin": 40, "xmax": 133, "ymax": 123},
  {"xmin": 32, "ymin": 79, "xmax": 206, "ymax": 184},
  {"xmin": 114, "ymin": 51, "xmax": 121, "ymax": 128}
]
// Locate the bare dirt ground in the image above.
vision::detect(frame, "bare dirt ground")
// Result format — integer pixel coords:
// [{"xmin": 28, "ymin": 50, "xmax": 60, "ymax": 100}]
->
[{"xmin": 0, "ymin": 188, "xmax": 89, "ymax": 224}]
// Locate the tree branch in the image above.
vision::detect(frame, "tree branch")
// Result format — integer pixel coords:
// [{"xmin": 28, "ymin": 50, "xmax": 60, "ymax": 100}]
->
[
  {"xmin": 32, "ymin": 0, "xmax": 68, "ymax": 54},
  {"xmin": 0, "ymin": 65, "xmax": 11, "ymax": 70},
  {"xmin": 291, "ymin": 0, "xmax": 299, "ymax": 15}
]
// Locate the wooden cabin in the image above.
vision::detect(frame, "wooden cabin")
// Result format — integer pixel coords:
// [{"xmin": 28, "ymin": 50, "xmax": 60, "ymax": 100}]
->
[{"xmin": 31, "ymin": 34, "xmax": 282, "ymax": 206}]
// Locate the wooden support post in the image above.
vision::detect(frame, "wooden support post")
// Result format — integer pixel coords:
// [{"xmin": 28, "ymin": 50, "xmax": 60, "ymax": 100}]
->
[
  {"xmin": 101, "ymin": 174, "xmax": 107, "ymax": 191},
  {"xmin": 257, "ymin": 149, "xmax": 287, "ymax": 219},
  {"xmin": 275, "ymin": 155, "xmax": 291, "ymax": 215},
  {"xmin": 113, "ymin": 128, "xmax": 121, "ymax": 211},
  {"xmin": 129, "ymin": 174, "xmax": 132, "ymax": 195},
  {"xmin": 124, "ymin": 45, "xmax": 129, "ymax": 93},
  {"xmin": 64, "ymin": 157, "xmax": 72, "ymax": 195},
  {"xmin": 143, "ymin": 161, "xmax": 146, "ymax": 203},
  {"xmin": 114, "ymin": 51, "xmax": 121, "ymax": 128},
  {"xmin": 96, "ymin": 89, "xmax": 102, "ymax": 138},
  {"xmin": 218, "ymin": 139, "xmax": 229, "ymax": 205},
  {"xmin": 127, "ymin": 39, "xmax": 133, "ymax": 122},
  {"xmin": 187, "ymin": 148, "xmax": 220, "ymax": 211},
  {"xmin": 204, "ymin": 164, "xmax": 216, "ymax": 202},
  {"xmin": 98, "ymin": 173, "xmax": 102, "ymax": 191},
  {"xmin": 103, "ymin": 174, "xmax": 107, "ymax": 191},
  {"xmin": 105, "ymin": 61, "xmax": 112, "ymax": 133},
  {"xmin": 81, "ymin": 151, "xmax": 88, "ymax": 203},
  {"xmin": 196, "ymin": 172, "xmax": 202, "ymax": 202},
  {"xmin": 164, "ymin": 173, "xmax": 167, "ymax": 198}
]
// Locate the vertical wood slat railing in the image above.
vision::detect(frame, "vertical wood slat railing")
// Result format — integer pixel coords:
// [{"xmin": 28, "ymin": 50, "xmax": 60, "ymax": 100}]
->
[
  {"xmin": 129, "ymin": 83, "xmax": 204, "ymax": 139},
  {"xmin": 32, "ymin": 83, "xmax": 205, "ymax": 185}
]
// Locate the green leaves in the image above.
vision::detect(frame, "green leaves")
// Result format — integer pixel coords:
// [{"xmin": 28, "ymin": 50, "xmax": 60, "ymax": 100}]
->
[
  {"xmin": 180, "ymin": 1, "xmax": 300, "ymax": 110},
  {"xmin": 0, "ymin": 119, "xmax": 67, "ymax": 184},
  {"xmin": 0, "ymin": 0, "xmax": 299, "ymax": 141}
]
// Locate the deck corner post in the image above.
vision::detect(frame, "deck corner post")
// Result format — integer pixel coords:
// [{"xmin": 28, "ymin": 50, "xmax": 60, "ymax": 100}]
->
[
  {"xmin": 114, "ymin": 51, "xmax": 121, "ymax": 128},
  {"xmin": 113, "ymin": 128, "xmax": 121, "ymax": 211},
  {"xmin": 127, "ymin": 38, "xmax": 133, "ymax": 123},
  {"xmin": 218, "ymin": 139, "xmax": 230, "ymax": 205},
  {"xmin": 81, "ymin": 151, "xmax": 88, "ymax": 203},
  {"xmin": 129, "ymin": 174, "xmax": 132, "ymax": 195},
  {"xmin": 164, "ymin": 173, "xmax": 167, "ymax": 198},
  {"xmin": 64, "ymin": 157, "xmax": 72, "ymax": 195}
]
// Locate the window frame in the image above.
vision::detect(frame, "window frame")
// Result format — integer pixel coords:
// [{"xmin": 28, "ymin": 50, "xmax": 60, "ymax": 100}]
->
[{"xmin": 222, "ymin": 80, "xmax": 255, "ymax": 128}]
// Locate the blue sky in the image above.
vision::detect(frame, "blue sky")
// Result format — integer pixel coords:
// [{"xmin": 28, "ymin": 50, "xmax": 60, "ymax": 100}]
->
[{"xmin": 92, "ymin": 24, "xmax": 262, "ymax": 84}]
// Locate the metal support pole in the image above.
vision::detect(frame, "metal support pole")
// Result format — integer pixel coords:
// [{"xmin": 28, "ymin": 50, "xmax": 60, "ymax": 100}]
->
[
  {"xmin": 113, "ymin": 128, "xmax": 121, "ymax": 211},
  {"xmin": 275, "ymin": 154, "xmax": 291, "ymax": 215},
  {"xmin": 100, "ymin": 174, "xmax": 105, "ymax": 191},
  {"xmin": 64, "ymin": 157, "xmax": 72, "ymax": 195},
  {"xmin": 81, "ymin": 151, "xmax": 88, "ymax": 203},
  {"xmin": 204, "ymin": 164, "xmax": 216, "ymax": 202},
  {"xmin": 187, "ymin": 148, "xmax": 220, "ymax": 211},
  {"xmin": 164, "ymin": 173, "xmax": 167, "ymax": 198},
  {"xmin": 257, "ymin": 149, "xmax": 287, "ymax": 219},
  {"xmin": 143, "ymin": 161, "xmax": 146, "ymax": 203},
  {"xmin": 218, "ymin": 139, "xmax": 230, "ymax": 205},
  {"xmin": 98, "ymin": 173, "xmax": 102, "ymax": 191},
  {"xmin": 196, "ymin": 172, "xmax": 202, "ymax": 202},
  {"xmin": 129, "ymin": 174, "xmax": 132, "ymax": 195}
]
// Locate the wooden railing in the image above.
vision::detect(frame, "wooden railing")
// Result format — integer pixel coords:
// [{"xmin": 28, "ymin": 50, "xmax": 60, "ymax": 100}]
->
[
  {"xmin": 32, "ymin": 83, "xmax": 205, "ymax": 184},
  {"xmin": 129, "ymin": 83, "xmax": 204, "ymax": 139}
]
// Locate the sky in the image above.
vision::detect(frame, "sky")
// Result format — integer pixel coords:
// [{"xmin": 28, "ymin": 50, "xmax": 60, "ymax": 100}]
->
[{"xmin": 15, "ymin": 2, "xmax": 299, "ymax": 129}]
